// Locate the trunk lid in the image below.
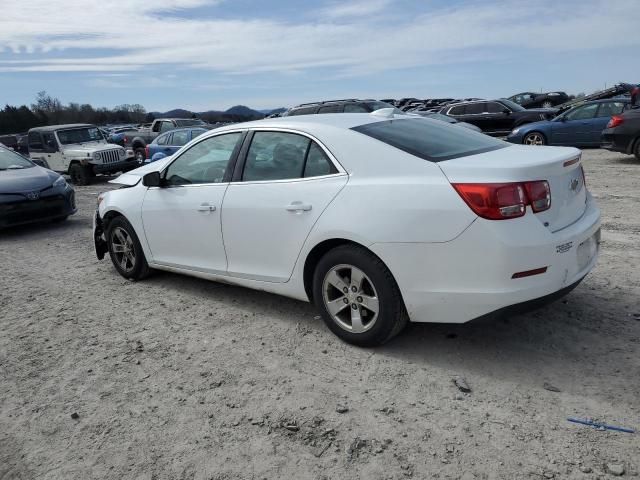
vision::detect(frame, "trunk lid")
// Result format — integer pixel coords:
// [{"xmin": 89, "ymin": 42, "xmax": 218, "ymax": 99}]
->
[{"xmin": 439, "ymin": 144, "xmax": 586, "ymax": 232}]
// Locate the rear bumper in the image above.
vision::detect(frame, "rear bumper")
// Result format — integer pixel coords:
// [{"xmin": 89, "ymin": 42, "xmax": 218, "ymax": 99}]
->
[
  {"xmin": 601, "ymin": 131, "xmax": 633, "ymax": 154},
  {"xmin": 371, "ymin": 193, "xmax": 601, "ymax": 324}
]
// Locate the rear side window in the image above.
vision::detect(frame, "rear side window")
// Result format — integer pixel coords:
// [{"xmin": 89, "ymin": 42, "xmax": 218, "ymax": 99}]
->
[
  {"xmin": 344, "ymin": 104, "xmax": 369, "ymax": 113},
  {"xmin": 28, "ymin": 132, "xmax": 43, "ymax": 150},
  {"xmin": 351, "ymin": 118, "xmax": 506, "ymax": 162},
  {"xmin": 172, "ymin": 130, "xmax": 190, "ymax": 146},
  {"xmin": 242, "ymin": 132, "xmax": 337, "ymax": 181},
  {"xmin": 465, "ymin": 103, "xmax": 485, "ymax": 115},
  {"xmin": 596, "ymin": 102, "xmax": 625, "ymax": 117},
  {"xmin": 318, "ymin": 105, "xmax": 343, "ymax": 114},
  {"xmin": 156, "ymin": 133, "xmax": 170, "ymax": 145},
  {"xmin": 288, "ymin": 107, "xmax": 317, "ymax": 116}
]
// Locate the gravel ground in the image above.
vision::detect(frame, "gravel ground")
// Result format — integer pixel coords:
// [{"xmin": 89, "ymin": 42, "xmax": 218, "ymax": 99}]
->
[{"xmin": 1, "ymin": 148, "xmax": 639, "ymax": 480}]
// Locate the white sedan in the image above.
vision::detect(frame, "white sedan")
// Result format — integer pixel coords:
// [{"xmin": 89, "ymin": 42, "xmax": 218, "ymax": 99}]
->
[{"xmin": 94, "ymin": 111, "xmax": 601, "ymax": 346}]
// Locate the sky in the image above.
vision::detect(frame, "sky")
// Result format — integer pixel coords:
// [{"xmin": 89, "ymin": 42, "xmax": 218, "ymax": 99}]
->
[{"xmin": 0, "ymin": 0, "xmax": 638, "ymax": 112}]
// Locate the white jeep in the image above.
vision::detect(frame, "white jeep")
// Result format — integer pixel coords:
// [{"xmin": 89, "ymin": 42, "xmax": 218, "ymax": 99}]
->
[{"xmin": 27, "ymin": 124, "xmax": 139, "ymax": 185}]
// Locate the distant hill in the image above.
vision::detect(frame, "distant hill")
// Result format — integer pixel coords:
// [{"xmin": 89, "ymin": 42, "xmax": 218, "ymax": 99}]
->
[
  {"xmin": 258, "ymin": 107, "xmax": 287, "ymax": 115},
  {"xmin": 149, "ymin": 104, "xmax": 271, "ymax": 123}
]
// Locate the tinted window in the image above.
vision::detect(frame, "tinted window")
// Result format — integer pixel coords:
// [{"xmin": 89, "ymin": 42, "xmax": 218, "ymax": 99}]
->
[
  {"xmin": 160, "ymin": 121, "xmax": 174, "ymax": 133},
  {"xmin": 596, "ymin": 102, "xmax": 625, "ymax": 118},
  {"xmin": 243, "ymin": 132, "xmax": 309, "ymax": 181},
  {"xmin": 498, "ymin": 99, "xmax": 525, "ymax": 112},
  {"xmin": 318, "ymin": 105, "xmax": 343, "ymax": 114},
  {"xmin": 304, "ymin": 143, "xmax": 337, "ymax": 177},
  {"xmin": 28, "ymin": 132, "xmax": 43, "ymax": 150},
  {"xmin": 172, "ymin": 130, "xmax": 190, "ymax": 146},
  {"xmin": 57, "ymin": 127, "xmax": 103, "ymax": 145},
  {"xmin": 175, "ymin": 119, "xmax": 205, "ymax": 127},
  {"xmin": 164, "ymin": 132, "xmax": 241, "ymax": 186},
  {"xmin": 352, "ymin": 118, "xmax": 506, "ymax": 162},
  {"xmin": 565, "ymin": 104, "xmax": 598, "ymax": 121},
  {"xmin": 156, "ymin": 133, "xmax": 170, "ymax": 145},
  {"xmin": 448, "ymin": 106, "xmax": 465, "ymax": 115},
  {"xmin": 486, "ymin": 102, "xmax": 505, "ymax": 113},
  {"xmin": 465, "ymin": 103, "xmax": 485, "ymax": 115},
  {"xmin": 288, "ymin": 107, "xmax": 317, "ymax": 116},
  {"xmin": 42, "ymin": 133, "xmax": 57, "ymax": 150},
  {"xmin": 344, "ymin": 104, "xmax": 369, "ymax": 113}
]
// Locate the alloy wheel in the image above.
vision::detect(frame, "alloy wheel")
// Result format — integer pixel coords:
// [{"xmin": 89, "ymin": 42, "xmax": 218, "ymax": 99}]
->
[
  {"xmin": 524, "ymin": 133, "xmax": 544, "ymax": 146},
  {"xmin": 110, "ymin": 226, "xmax": 136, "ymax": 273},
  {"xmin": 322, "ymin": 264, "xmax": 379, "ymax": 333}
]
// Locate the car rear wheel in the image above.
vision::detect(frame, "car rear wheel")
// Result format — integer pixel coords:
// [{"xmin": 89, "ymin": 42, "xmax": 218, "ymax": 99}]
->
[
  {"xmin": 312, "ymin": 245, "xmax": 408, "ymax": 347},
  {"xmin": 106, "ymin": 216, "xmax": 150, "ymax": 280},
  {"xmin": 69, "ymin": 164, "xmax": 93, "ymax": 185},
  {"xmin": 524, "ymin": 132, "xmax": 546, "ymax": 146}
]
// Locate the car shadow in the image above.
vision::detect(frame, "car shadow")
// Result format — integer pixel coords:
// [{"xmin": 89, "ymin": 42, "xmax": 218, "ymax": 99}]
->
[{"xmin": 138, "ymin": 270, "xmax": 638, "ymax": 405}]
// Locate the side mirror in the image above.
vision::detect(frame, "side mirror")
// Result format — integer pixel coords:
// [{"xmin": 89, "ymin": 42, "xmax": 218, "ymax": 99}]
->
[
  {"xmin": 142, "ymin": 171, "xmax": 162, "ymax": 187},
  {"xmin": 502, "ymin": 109, "xmax": 511, "ymax": 115}
]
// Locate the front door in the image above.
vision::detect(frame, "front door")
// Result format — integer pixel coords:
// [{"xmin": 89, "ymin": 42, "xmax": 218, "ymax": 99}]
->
[
  {"xmin": 141, "ymin": 131, "xmax": 244, "ymax": 273},
  {"xmin": 221, "ymin": 130, "xmax": 347, "ymax": 282},
  {"xmin": 550, "ymin": 103, "xmax": 598, "ymax": 146},
  {"xmin": 42, "ymin": 132, "xmax": 65, "ymax": 171},
  {"xmin": 588, "ymin": 101, "xmax": 627, "ymax": 145}
]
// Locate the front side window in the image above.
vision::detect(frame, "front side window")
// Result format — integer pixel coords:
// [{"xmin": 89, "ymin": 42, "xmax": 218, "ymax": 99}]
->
[
  {"xmin": 465, "ymin": 103, "xmax": 485, "ymax": 115},
  {"xmin": 172, "ymin": 130, "xmax": 190, "ymax": 146},
  {"xmin": 352, "ymin": 118, "xmax": 506, "ymax": 162},
  {"xmin": 486, "ymin": 102, "xmax": 505, "ymax": 113},
  {"xmin": 565, "ymin": 104, "xmax": 598, "ymax": 121},
  {"xmin": 160, "ymin": 121, "xmax": 174, "ymax": 133},
  {"xmin": 42, "ymin": 133, "xmax": 57, "ymax": 151},
  {"xmin": 57, "ymin": 127, "xmax": 104, "ymax": 145},
  {"xmin": 243, "ymin": 132, "xmax": 309, "ymax": 181},
  {"xmin": 164, "ymin": 132, "xmax": 242, "ymax": 186}
]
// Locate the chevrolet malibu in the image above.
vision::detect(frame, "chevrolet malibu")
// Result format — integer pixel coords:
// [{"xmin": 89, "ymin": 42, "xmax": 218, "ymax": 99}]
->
[{"xmin": 94, "ymin": 112, "xmax": 601, "ymax": 346}]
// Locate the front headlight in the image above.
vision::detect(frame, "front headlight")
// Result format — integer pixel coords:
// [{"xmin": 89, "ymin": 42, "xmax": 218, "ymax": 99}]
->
[
  {"xmin": 93, "ymin": 152, "xmax": 101, "ymax": 161},
  {"xmin": 119, "ymin": 149, "xmax": 125, "ymax": 157},
  {"xmin": 53, "ymin": 176, "xmax": 67, "ymax": 188},
  {"xmin": 511, "ymin": 128, "xmax": 520, "ymax": 135}
]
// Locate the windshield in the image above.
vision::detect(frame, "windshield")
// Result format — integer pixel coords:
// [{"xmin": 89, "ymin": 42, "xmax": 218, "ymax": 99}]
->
[
  {"xmin": 498, "ymin": 99, "xmax": 526, "ymax": 112},
  {"xmin": 57, "ymin": 127, "xmax": 105, "ymax": 145},
  {"xmin": 0, "ymin": 147, "xmax": 33, "ymax": 170},
  {"xmin": 352, "ymin": 118, "xmax": 507, "ymax": 162}
]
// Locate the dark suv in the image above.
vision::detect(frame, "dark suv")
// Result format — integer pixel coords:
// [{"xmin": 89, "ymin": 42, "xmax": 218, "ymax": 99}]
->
[
  {"xmin": 439, "ymin": 99, "xmax": 557, "ymax": 136},
  {"xmin": 285, "ymin": 99, "xmax": 400, "ymax": 116}
]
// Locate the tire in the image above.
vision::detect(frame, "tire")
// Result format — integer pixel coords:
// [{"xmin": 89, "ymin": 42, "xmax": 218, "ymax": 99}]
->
[
  {"xmin": 69, "ymin": 163, "xmax": 93, "ymax": 185},
  {"xmin": 523, "ymin": 132, "xmax": 546, "ymax": 146},
  {"xmin": 134, "ymin": 148, "xmax": 146, "ymax": 163},
  {"xmin": 52, "ymin": 216, "xmax": 68, "ymax": 223},
  {"xmin": 106, "ymin": 216, "xmax": 150, "ymax": 281},
  {"xmin": 634, "ymin": 138, "xmax": 640, "ymax": 161},
  {"xmin": 312, "ymin": 245, "xmax": 408, "ymax": 347},
  {"xmin": 541, "ymin": 100, "xmax": 554, "ymax": 108}
]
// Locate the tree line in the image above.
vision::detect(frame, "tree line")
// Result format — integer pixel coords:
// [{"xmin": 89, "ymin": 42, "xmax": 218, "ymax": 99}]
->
[{"xmin": 0, "ymin": 92, "xmax": 148, "ymax": 135}]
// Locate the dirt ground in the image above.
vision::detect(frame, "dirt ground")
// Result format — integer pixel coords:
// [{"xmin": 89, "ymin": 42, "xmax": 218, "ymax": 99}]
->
[{"xmin": 1, "ymin": 148, "xmax": 639, "ymax": 480}]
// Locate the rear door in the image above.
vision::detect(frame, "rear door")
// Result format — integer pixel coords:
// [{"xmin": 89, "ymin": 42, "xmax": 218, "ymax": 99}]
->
[
  {"xmin": 588, "ymin": 101, "xmax": 626, "ymax": 144},
  {"xmin": 550, "ymin": 103, "xmax": 598, "ymax": 146},
  {"xmin": 221, "ymin": 130, "xmax": 347, "ymax": 282}
]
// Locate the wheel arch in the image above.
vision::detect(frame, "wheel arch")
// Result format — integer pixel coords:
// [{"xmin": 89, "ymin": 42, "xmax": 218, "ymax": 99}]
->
[
  {"xmin": 302, "ymin": 238, "xmax": 400, "ymax": 303},
  {"xmin": 522, "ymin": 130, "xmax": 547, "ymax": 144},
  {"xmin": 131, "ymin": 137, "xmax": 146, "ymax": 149}
]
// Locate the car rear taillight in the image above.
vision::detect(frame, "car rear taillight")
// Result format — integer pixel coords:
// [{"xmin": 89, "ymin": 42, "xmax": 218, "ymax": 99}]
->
[
  {"xmin": 145, "ymin": 145, "xmax": 149, "ymax": 159},
  {"xmin": 123, "ymin": 136, "xmax": 128, "ymax": 144},
  {"xmin": 606, "ymin": 115, "xmax": 623, "ymax": 128},
  {"xmin": 452, "ymin": 181, "xmax": 551, "ymax": 220}
]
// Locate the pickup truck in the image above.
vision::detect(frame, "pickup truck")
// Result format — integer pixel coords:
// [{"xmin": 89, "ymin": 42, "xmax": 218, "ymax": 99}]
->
[
  {"xmin": 124, "ymin": 118, "xmax": 207, "ymax": 161},
  {"xmin": 27, "ymin": 124, "xmax": 138, "ymax": 185}
]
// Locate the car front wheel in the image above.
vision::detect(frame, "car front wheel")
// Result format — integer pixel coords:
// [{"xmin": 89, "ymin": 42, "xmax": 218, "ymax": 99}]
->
[
  {"xmin": 524, "ymin": 132, "xmax": 546, "ymax": 146},
  {"xmin": 106, "ymin": 216, "xmax": 150, "ymax": 280},
  {"xmin": 69, "ymin": 164, "xmax": 93, "ymax": 185},
  {"xmin": 312, "ymin": 245, "xmax": 408, "ymax": 347}
]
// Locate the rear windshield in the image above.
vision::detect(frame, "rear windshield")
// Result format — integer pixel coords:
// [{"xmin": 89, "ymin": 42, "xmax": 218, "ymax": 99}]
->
[{"xmin": 351, "ymin": 118, "xmax": 507, "ymax": 162}]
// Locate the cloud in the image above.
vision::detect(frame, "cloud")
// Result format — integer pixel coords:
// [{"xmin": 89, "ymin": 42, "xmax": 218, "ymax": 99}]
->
[{"xmin": 0, "ymin": 0, "xmax": 638, "ymax": 78}]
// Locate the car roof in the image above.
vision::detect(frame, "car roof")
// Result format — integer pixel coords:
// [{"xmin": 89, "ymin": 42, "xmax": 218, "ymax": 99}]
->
[
  {"xmin": 212, "ymin": 112, "xmax": 400, "ymax": 135},
  {"xmin": 442, "ymin": 99, "xmax": 504, "ymax": 108},
  {"xmin": 29, "ymin": 123, "xmax": 95, "ymax": 132},
  {"xmin": 583, "ymin": 98, "xmax": 630, "ymax": 104},
  {"xmin": 290, "ymin": 99, "xmax": 377, "ymax": 109}
]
